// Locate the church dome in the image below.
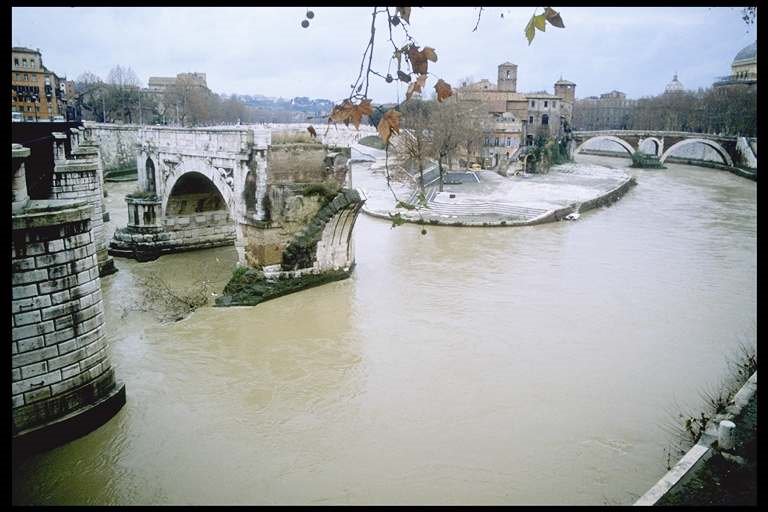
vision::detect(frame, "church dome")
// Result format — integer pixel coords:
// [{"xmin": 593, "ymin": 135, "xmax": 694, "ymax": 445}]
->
[
  {"xmin": 733, "ymin": 41, "xmax": 757, "ymax": 64},
  {"xmin": 665, "ymin": 73, "xmax": 684, "ymax": 93}
]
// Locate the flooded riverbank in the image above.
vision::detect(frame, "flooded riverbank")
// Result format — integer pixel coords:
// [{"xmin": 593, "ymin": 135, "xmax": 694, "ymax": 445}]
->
[{"xmin": 12, "ymin": 155, "xmax": 756, "ymax": 505}]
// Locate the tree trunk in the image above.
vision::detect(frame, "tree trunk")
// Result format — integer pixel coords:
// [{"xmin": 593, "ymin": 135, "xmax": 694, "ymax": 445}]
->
[{"xmin": 438, "ymin": 155, "xmax": 444, "ymax": 192}]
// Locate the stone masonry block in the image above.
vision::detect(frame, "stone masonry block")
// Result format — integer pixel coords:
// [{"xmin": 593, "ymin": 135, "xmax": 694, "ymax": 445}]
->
[
  {"xmin": 12, "ymin": 269, "xmax": 50, "ymax": 286},
  {"xmin": 75, "ymin": 312, "xmax": 104, "ymax": 336},
  {"xmin": 49, "ymin": 372, "xmax": 89, "ymax": 397},
  {"xmin": 12, "ymin": 368, "xmax": 21, "ymax": 381},
  {"xmin": 35, "ymin": 250, "xmax": 75, "ymax": 268},
  {"xmin": 60, "ymin": 362, "xmax": 80, "ymax": 380},
  {"xmin": 54, "ymin": 314, "xmax": 75, "ymax": 330},
  {"xmin": 41, "ymin": 301, "xmax": 78, "ymax": 322},
  {"xmin": 69, "ymin": 279, "xmax": 98, "ymax": 300},
  {"xmin": 12, "ymin": 284, "xmax": 39, "ymax": 300},
  {"xmin": 76, "ymin": 324, "xmax": 103, "ymax": 349},
  {"xmin": 20, "ymin": 360, "xmax": 49, "ymax": 380},
  {"xmin": 13, "ymin": 310, "xmax": 42, "ymax": 327},
  {"xmin": 47, "ymin": 239, "xmax": 66, "ymax": 253},
  {"xmin": 13, "ymin": 320, "xmax": 55, "ymax": 342},
  {"xmin": 12, "ymin": 394, "xmax": 25, "ymax": 408},
  {"xmin": 12, "ymin": 257, "xmax": 37, "ymax": 272},
  {"xmin": 23, "ymin": 386, "xmax": 53, "ymax": 404},
  {"xmin": 12, "ymin": 294, "xmax": 52, "ymax": 314},
  {"xmin": 16, "ymin": 335, "xmax": 45, "ymax": 354},
  {"xmin": 37, "ymin": 275, "xmax": 79, "ymax": 295},
  {"xmin": 12, "ymin": 345, "xmax": 58, "ymax": 368},
  {"xmin": 47, "ymin": 346, "xmax": 87, "ymax": 372},
  {"xmin": 50, "ymin": 289, "xmax": 71, "ymax": 305},
  {"xmin": 12, "ymin": 369, "xmax": 62, "ymax": 395},
  {"xmin": 44, "ymin": 327, "xmax": 76, "ymax": 346}
]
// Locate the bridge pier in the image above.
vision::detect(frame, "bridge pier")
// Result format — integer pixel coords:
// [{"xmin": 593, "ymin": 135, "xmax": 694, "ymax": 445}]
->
[{"xmin": 12, "ymin": 144, "xmax": 126, "ymax": 457}]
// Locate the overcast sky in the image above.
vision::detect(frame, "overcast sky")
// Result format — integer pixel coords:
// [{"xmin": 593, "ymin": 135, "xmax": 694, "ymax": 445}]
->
[{"xmin": 12, "ymin": 6, "xmax": 756, "ymax": 103}]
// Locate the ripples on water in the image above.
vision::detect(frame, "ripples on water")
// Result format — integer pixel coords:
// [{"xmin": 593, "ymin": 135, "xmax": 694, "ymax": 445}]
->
[{"xmin": 13, "ymin": 156, "xmax": 755, "ymax": 505}]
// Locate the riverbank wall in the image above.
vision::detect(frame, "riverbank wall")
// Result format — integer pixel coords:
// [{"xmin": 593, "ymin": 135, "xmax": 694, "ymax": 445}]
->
[
  {"xmin": 634, "ymin": 371, "xmax": 757, "ymax": 506},
  {"xmin": 363, "ymin": 174, "xmax": 636, "ymax": 227}
]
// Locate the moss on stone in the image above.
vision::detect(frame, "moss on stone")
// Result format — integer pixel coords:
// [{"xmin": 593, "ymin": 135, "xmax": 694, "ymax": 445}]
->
[{"xmin": 216, "ymin": 266, "xmax": 353, "ymax": 307}]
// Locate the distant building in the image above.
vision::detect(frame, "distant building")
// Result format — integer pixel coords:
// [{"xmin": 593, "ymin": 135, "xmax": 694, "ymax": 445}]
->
[
  {"xmin": 713, "ymin": 41, "xmax": 757, "ymax": 89},
  {"xmin": 11, "ymin": 47, "xmax": 67, "ymax": 121},
  {"xmin": 664, "ymin": 73, "xmax": 685, "ymax": 94},
  {"xmin": 457, "ymin": 62, "xmax": 575, "ymax": 166},
  {"xmin": 147, "ymin": 72, "xmax": 208, "ymax": 93},
  {"xmin": 572, "ymin": 90, "xmax": 637, "ymax": 131}
]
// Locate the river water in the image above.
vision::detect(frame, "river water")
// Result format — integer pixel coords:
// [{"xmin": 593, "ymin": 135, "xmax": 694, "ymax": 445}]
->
[{"xmin": 12, "ymin": 155, "xmax": 756, "ymax": 505}]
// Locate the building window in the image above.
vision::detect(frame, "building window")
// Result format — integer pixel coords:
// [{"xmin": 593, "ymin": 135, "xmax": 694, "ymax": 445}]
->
[
  {"xmin": 544, "ymin": 101, "xmax": 548, "ymax": 108},
  {"xmin": 24, "ymin": 74, "xmax": 28, "ymax": 81},
  {"xmin": 506, "ymin": 70, "xmax": 510, "ymax": 79},
  {"xmin": 553, "ymin": 101, "xmax": 557, "ymax": 108},
  {"xmin": 495, "ymin": 137, "xmax": 499, "ymax": 146},
  {"xmin": 529, "ymin": 116, "xmax": 534, "ymax": 124},
  {"xmin": 531, "ymin": 100, "xmax": 535, "ymax": 108},
  {"xmin": 542, "ymin": 114, "xmax": 549, "ymax": 125},
  {"xmin": 14, "ymin": 58, "xmax": 19, "ymax": 66},
  {"xmin": 506, "ymin": 137, "xmax": 511, "ymax": 146},
  {"xmin": 22, "ymin": 58, "xmax": 27, "ymax": 66}
]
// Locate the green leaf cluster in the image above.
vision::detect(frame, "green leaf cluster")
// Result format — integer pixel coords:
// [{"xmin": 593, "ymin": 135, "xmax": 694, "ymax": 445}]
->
[{"xmin": 525, "ymin": 7, "xmax": 565, "ymax": 45}]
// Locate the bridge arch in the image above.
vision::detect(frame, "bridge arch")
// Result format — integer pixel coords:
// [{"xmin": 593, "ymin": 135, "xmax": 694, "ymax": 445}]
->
[
  {"xmin": 638, "ymin": 137, "xmax": 663, "ymax": 156},
  {"xmin": 163, "ymin": 171, "xmax": 230, "ymax": 217},
  {"xmin": 660, "ymin": 138, "xmax": 733, "ymax": 167},
  {"xmin": 575, "ymin": 136, "xmax": 635, "ymax": 157}
]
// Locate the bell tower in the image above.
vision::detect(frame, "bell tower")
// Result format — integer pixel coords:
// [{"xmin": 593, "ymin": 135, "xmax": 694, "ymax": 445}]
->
[{"xmin": 497, "ymin": 62, "xmax": 518, "ymax": 92}]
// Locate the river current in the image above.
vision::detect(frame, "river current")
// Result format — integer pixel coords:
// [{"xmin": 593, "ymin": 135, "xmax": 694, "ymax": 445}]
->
[{"xmin": 12, "ymin": 155, "xmax": 756, "ymax": 505}]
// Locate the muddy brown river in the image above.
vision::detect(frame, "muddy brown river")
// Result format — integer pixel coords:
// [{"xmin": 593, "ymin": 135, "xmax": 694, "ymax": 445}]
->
[{"xmin": 12, "ymin": 155, "xmax": 756, "ymax": 505}]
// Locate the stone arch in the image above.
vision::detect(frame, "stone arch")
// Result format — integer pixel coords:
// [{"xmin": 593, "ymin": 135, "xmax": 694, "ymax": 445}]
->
[
  {"xmin": 660, "ymin": 138, "xmax": 733, "ymax": 166},
  {"xmin": 145, "ymin": 156, "xmax": 157, "ymax": 193},
  {"xmin": 163, "ymin": 171, "xmax": 229, "ymax": 216},
  {"xmin": 638, "ymin": 137, "xmax": 662, "ymax": 156},
  {"xmin": 575, "ymin": 135, "xmax": 635, "ymax": 157}
]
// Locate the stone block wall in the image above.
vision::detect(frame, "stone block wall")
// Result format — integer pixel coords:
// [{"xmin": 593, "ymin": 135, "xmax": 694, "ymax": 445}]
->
[
  {"xmin": 268, "ymin": 143, "xmax": 331, "ymax": 184},
  {"xmin": 110, "ymin": 209, "xmax": 235, "ymax": 259},
  {"xmin": 12, "ymin": 198, "xmax": 124, "ymax": 437},
  {"xmin": 82, "ymin": 122, "xmax": 141, "ymax": 171},
  {"xmin": 51, "ymin": 158, "xmax": 113, "ymax": 276}
]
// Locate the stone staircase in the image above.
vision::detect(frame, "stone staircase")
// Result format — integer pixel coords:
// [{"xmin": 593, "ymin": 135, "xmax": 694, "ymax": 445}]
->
[{"xmin": 425, "ymin": 201, "xmax": 549, "ymax": 219}]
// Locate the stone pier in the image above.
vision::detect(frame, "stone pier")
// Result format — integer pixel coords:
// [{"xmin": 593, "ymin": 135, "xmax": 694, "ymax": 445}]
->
[
  {"xmin": 52, "ymin": 132, "xmax": 116, "ymax": 277},
  {"xmin": 12, "ymin": 144, "xmax": 126, "ymax": 456}
]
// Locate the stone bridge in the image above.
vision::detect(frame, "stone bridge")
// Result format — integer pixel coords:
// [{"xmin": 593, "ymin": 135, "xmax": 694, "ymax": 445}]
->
[
  {"xmin": 569, "ymin": 130, "xmax": 757, "ymax": 170},
  {"xmin": 107, "ymin": 125, "xmax": 366, "ymax": 305}
]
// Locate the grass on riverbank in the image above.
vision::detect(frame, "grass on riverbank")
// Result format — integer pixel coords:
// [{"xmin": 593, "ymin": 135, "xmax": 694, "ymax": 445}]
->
[{"xmin": 658, "ymin": 391, "xmax": 757, "ymax": 506}]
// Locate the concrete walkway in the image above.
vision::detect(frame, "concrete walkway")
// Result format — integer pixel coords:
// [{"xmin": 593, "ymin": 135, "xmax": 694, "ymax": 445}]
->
[{"xmin": 350, "ymin": 143, "xmax": 635, "ymax": 226}]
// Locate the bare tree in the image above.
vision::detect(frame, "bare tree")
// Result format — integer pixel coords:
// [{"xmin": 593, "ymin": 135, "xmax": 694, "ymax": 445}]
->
[{"xmin": 398, "ymin": 99, "xmax": 434, "ymax": 194}]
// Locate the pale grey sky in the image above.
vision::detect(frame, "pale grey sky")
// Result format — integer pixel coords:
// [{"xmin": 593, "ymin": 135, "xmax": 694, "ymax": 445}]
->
[{"xmin": 11, "ymin": 6, "xmax": 756, "ymax": 103}]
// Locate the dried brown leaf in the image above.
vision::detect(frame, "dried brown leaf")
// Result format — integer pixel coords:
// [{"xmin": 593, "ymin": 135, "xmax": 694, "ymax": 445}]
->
[
  {"xmin": 421, "ymin": 47, "xmax": 438, "ymax": 63},
  {"xmin": 405, "ymin": 74, "xmax": 428, "ymax": 101},
  {"xmin": 377, "ymin": 109, "xmax": 401, "ymax": 145},
  {"xmin": 435, "ymin": 79, "xmax": 453, "ymax": 103},
  {"xmin": 544, "ymin": 7, "xmax": 565, "ymax": 28}
]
